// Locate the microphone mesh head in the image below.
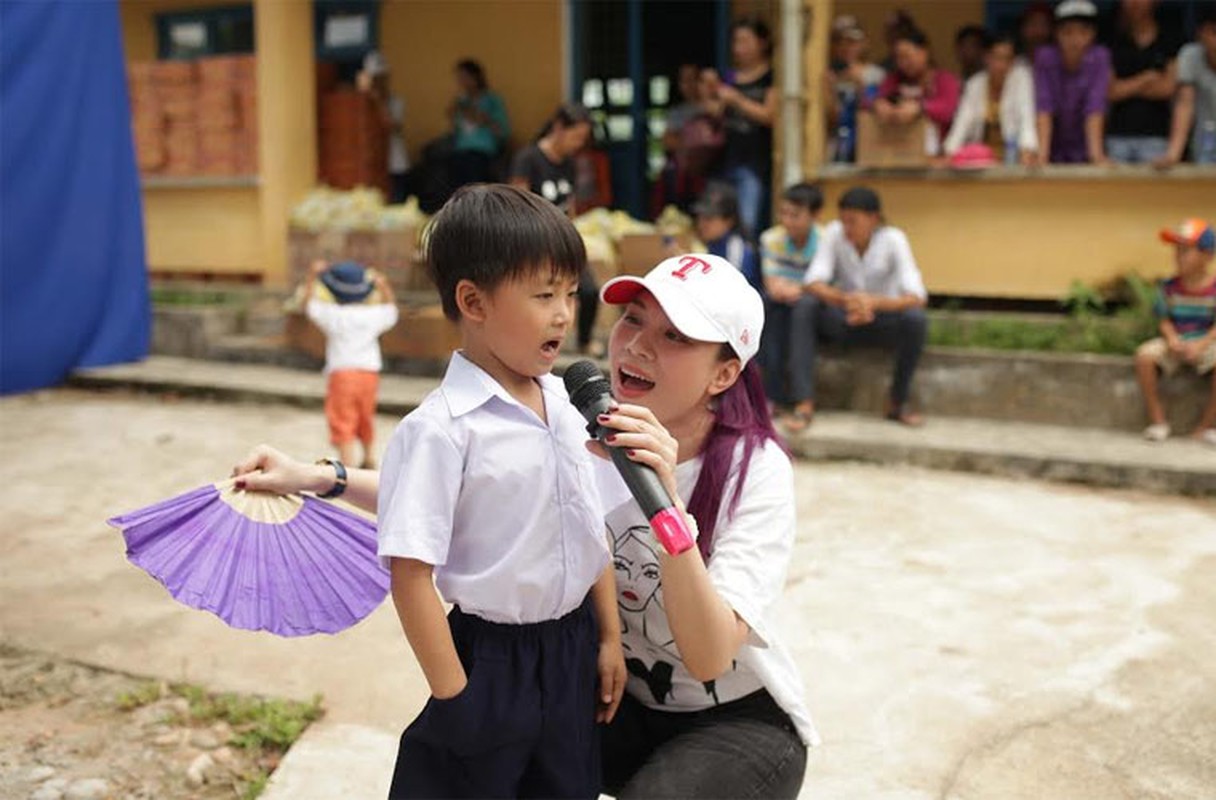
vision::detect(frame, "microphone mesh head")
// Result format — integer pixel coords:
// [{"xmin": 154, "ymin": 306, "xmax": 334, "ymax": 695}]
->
[{"xmin": 563, "ymin": 359, "xmax": 610, "ymax": 414}]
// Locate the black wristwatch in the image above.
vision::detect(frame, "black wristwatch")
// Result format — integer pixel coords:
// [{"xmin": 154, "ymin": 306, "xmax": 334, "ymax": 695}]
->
[{"xmin": 315, "ymin": 458, "xmax": 348, "ymax": 499}]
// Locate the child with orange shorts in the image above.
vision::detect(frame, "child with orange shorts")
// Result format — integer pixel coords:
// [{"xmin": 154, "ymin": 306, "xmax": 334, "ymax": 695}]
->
[{"xmin": 304, "ymin": 260, "xmax": 399, "ymax": 468}]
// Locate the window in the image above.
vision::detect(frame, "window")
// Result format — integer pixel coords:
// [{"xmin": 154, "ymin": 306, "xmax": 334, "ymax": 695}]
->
[
  {"xmin": 314, "ymin": 0, "xmax": 380, "ymax": 63},
  {"xmin": 156, "ymin": 5, "xmax": 254, "ymax": 61}
]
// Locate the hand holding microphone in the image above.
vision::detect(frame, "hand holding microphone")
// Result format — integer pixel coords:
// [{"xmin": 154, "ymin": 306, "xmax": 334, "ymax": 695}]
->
[{"xmin": 564, "ymin": 361, "xmax": 696, "ymax": 557}]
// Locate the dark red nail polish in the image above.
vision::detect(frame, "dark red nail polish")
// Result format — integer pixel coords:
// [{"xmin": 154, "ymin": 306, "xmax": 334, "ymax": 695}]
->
[
  {"xmin": 627, "ymin": 449, "xmax": 636, "ymax": 456},
  {"xmin": 597, "ymin": 414, "xmax": 610, "ymax": 422},
  {"xmin": 606, "ymin": 434, "xmax": 617, "ymax": 443},
  {"xmin": 235, "ymin": 481, "xmax": 246, "ymax": 490}
]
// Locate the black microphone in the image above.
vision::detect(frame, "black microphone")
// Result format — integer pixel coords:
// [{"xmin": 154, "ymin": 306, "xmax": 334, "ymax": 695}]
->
[{"xmin": 564, "ymin": 360, "xmax": 695, "ymax": 556}]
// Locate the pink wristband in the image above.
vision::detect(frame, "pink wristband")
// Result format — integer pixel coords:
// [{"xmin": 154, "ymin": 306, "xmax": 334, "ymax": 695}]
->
[{"xmin": 650, "ymin": 508, "xmax": 695, "ymax": 556}]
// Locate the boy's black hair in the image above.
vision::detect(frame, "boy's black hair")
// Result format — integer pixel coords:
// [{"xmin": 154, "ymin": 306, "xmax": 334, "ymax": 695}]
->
[
  {"xmin": 955, "ymin": 24, "xmax": 991, "ymax": 48},
  {"xmin": 988, "ymin": 32, "xmax": 1018, "ymax": 51},
  {"xmin": 692, "ymin": 181, "xmax": 740, "ymax": 223},
  {"xmin": 424, "ymin": 184, "xmax": 586, "ymax": 322},
  {"xmin": 839, "ymin": 185, "xmax": 882, "ymax": 214},
  {"xmin": 536, "ymin": 102, "xmax": 592, "ymax": 140},
  {"xmin": 782, "ymin": 182, "xmax": 824, "ymax": 213}
]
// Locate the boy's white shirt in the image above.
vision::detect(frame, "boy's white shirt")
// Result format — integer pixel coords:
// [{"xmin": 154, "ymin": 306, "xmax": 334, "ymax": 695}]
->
[
  {"xmin": 306, "ymin": 299, "xmax": 398, "ymax": 374},
  {"xmin": 804, "ymin": 220, "xmax": 928, "ymax": 300},
  {"xmin": 593, "ymin": 440, "xmax": 821, "ymax": 747},
  {"xmin": 377, "ymin": 351, "xmax": 611, "ymax": 624}
]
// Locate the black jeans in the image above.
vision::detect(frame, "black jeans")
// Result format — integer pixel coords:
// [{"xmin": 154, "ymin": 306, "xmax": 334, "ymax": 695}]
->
[
  {"xmin": 761, "ymin": 299, "xmax": 798, "ymax": 406},
  {"xmin": 789, "ymin": 295, "xmax": 927, "ymax": 407},
  {"xmin": 578, "ymin": 267, "xmax": 599, "ymax": 348},
  {"xmin": 602, "ymin": 690, "xmax": 806, "ymax": 800}
]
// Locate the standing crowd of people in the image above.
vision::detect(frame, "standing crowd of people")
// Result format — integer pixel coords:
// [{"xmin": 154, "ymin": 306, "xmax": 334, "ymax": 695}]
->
[{"xmin": 826, "ymin": 0, "xmax": 1216, "ymax": 167}]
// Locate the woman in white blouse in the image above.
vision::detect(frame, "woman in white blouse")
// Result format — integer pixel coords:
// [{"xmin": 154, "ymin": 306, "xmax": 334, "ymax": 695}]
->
[{"xmin": 943, "ymin": 33, "xmax": 1040, "ymax": 164}]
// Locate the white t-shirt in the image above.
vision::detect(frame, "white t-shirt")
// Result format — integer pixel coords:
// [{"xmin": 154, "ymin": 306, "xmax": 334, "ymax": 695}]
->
[
  {"xmin": 594, "ymin": 440, "xmax": 820, "ymax": 747},
  {"xmin": 804, "ymin": 220, "xmax": 927, "ymax": 300},
  {"xmin": 377, "ymin": 352, "xmax": 610, "ymax": 624},
  {"xmin": 306, "ymin": 299, "xmax": 398, "ymax": 374},
  {"xmin": 387, "ymin": 95, "xmax": 409, "ymax": 174}
]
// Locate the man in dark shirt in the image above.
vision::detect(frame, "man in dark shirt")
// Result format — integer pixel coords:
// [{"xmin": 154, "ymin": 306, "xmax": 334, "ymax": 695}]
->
[{"xmin": 1106, "ymin": 0, "xmax": 1182, "ymax": 163}]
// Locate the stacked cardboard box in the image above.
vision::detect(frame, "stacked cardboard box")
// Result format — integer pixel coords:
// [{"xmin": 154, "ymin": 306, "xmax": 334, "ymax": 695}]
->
[
  {"xmin": 128, "ymin": 57, "xmax": 258, "ymax": 177},
  {"xmin": 318, "ymin": 89, "xmax": 388, "ymax": 194},
  {"xmin": 196, "ymin": 55, "xmax": 257, "ymax": 176},
  {"xmin": 128, "ymin": 63, "xmax": 165, "ymax": 173},
  {"xmin": 287, "ymin": 226, "xmax": 425, "ymax": 298}
]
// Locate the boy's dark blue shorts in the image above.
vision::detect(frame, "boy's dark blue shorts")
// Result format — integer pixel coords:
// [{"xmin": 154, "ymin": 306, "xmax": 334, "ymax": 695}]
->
[{"xmin": 388, "ymin": 598, "xmax": 600, "ymax": 799}]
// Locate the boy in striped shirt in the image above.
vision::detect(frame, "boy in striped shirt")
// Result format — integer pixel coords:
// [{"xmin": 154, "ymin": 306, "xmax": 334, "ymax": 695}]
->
[{"xmin": 1135, "ymin": 218, "xmax": 1216, "ymax": 445}]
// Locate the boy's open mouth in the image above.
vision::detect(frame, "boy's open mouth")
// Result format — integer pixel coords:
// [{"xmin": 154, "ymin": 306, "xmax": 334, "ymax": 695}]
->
[
  {"xmin": 541, "ymin": 339, "xmax": 561, "ymax": 356},
  {"xmin": 618, "ymin": 366, "xmax": 655, "ymax": 392}
]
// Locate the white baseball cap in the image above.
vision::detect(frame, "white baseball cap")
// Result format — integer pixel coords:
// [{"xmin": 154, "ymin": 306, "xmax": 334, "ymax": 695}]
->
[
  {"xmin": 600, "ymin": 254, "xmax": 765, "ymax": 365},
  {"xmin": 1055, "ymin": 0, "xmax": 1097, "ymax": 21}
]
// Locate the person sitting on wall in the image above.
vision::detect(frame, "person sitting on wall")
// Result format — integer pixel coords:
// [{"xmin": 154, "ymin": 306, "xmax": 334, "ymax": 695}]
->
[
  {"xmin": 1033, "ymin": 0, "xmax": 1112, "ymax": 164},
  {"xmin": 1135, "ymin": 218, "xmax": 1216, "ymax": 446},
  {"xmin": 785, "ymin": 186, "xmax": 928, "ymax": 432}
]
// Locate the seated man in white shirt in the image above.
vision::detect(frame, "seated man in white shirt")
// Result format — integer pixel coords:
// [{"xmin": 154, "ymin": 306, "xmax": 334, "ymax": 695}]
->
[{"xmin": 787, "ymin": 186, "xmax": 929, "ymax": 429}]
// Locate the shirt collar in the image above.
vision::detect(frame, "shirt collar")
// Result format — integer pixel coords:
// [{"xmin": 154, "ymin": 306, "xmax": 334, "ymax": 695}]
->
[{"xmin": 440, "ymin": 351, "xmax": 566, "ymax": 421}]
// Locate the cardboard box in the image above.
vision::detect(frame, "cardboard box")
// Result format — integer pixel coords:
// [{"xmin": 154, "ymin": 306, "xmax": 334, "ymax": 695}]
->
[
  {"xmin": 287, "ymin": 303, "xmax": 460, "ymax": 362},
  {"xmin": 855, "ymin": 112, "xmax": 929, "ymax": 168},
  {"xmin": 616, "ymin": 232, "xmax": 695, "ymax": 276}
]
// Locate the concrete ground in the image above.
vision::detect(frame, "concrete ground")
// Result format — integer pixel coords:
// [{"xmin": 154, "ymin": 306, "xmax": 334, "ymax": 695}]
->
[{"xmin": 1, "ymin": 390, "xmax": 1213, "ymax": 799}]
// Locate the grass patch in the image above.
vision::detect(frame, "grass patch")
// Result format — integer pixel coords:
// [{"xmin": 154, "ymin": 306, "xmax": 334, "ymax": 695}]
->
[
  {"xmin": 172, "ymin": 682, "xmax": 324, "ymax": 751},
  {"xmin": 114, "ymin": 680, "xmax": 163, "ymax": 711},
  {"xmin": 115, "ymin": 679, "xmax": 324, "ymax": 798},
  {"xmin": 929, "ymin": 274, "xmax": 1159, "ymax": 357},
  {"xmin": 150, "ymin": 286, "xmax": 246, "ymax": 307}
]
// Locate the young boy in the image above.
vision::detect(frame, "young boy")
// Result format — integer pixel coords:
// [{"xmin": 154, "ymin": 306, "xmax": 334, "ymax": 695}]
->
[
  {"xmin": 377, "ymin": 185, "xmax": 624, "ymax": 798},
  {"xmin": 1135, "ymin": 218, "xmax": 1216, "ymax": 446},
  {"xmin": 692, "ymin": 182, "xmax": 762, "ymax": 295},
  {"xmin": 1034, "ymin": 0, "xmax": 1111, "ymax": 164},
  {"xmin": 759, "ymin": 183, "xmax": 824, "ymax": 411},
  {"xmin": 304, "ymin": 260, "xmax": 398, "ymax": 469}
]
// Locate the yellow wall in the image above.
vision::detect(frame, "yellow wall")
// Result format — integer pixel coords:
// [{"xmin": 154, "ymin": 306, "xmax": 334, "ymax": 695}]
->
[
  {"xmin": 819, "ymin": 176, "xmax": 1216, "ymax": 299},
  {"xmin": 833, "ymin": 0, "xmax": 985, "ymax": 75},
  {"xmin": 142, "ymin": 187, "xmax": 262, "ymax": 272},
  {"xmin": 119, "ymin": 0, "xmax": 317, "ymax": 282},
  {"xmin": 379, "ymin": 0, "xmax": 565, "ymax": 165}
]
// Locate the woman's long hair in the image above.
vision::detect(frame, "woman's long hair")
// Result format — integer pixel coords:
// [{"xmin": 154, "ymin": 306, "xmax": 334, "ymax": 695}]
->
[{"xmin": 685, "ymin": 354, "xmax": 784, "ymax": 560}]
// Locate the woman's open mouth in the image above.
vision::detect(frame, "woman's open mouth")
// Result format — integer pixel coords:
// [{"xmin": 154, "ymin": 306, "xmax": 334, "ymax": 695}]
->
[{"xmin": 617, "ymin": 366, "xmax": 655, "ymax": 394}]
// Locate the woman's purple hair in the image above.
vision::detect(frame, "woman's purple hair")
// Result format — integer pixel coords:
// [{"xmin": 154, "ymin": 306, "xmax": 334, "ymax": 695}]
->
[{"xmin": 685, "ymin": 354, "xmax": 784, "ymax": 560}]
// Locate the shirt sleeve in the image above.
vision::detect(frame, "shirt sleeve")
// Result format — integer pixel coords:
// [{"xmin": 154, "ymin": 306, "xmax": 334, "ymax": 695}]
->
[
  {"xmin": 487, "ymin": 93, "xmax": 511, "ymax": 141},
  {"xmin": 372, "ymin": 303, "xmax": 399, "ymax": 334},
  {"xmin": 1034, "ymin": 49, "xmax": 1056, "ymax": 114},
  {"xmin": 875, "ymin": 72, "xmax": 899, "ymax": 105},
  {"xmin": 376, "ymin": 415, "xmax": 465, "ymax": 569},
  {"xmin": 1085, "ymin": 47, "xmax": 1112, "ymax": 116},
  {"xmin": 889, "ymin": 229, "xmax": 927, "ymax": 299},
  {"xmin": 804, "ymin": 223, "xmax": 838, "ymax": 285},
  {"xmin": 922, "ymin": 71, "xmax": 961, "ymax": 130},
  {"xmin": 705, "ymin": 444, "xmax": 797, "ymax": 648},
  {"xmin": 759, "ymin": 227, "xmax": 783, "ymax": 279},
  {"xmin": 1152, "ymin": 282, "xmax": 1168, "ymax": 319},
  {"xmin": 1177, "ymin": 45, "xmax": 1198, "ymax": 85},
  {"xmin": 305, "ymin": 298, "xmax": 336, "ymax": 333},
  {"xmin": 508, "ymin": 147, "xmax": 531, "ymax": 183}
]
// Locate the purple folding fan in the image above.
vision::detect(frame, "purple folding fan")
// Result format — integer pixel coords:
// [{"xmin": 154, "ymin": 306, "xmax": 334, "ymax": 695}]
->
[{"xmin": 108, "ymin": 480, "xmax": 388, "ymax": 637}]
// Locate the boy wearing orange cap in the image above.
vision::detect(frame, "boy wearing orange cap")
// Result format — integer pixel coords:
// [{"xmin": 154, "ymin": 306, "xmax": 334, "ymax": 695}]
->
[{"xmin": 1134, "ymin": 218, "xmax": 1216, "ymax": 445}]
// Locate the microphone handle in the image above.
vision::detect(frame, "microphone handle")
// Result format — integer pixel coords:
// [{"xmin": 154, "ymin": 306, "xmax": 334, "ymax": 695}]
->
[{"xmin": 596, "ymin": 427, "xmax": 696, "ymax": 556}]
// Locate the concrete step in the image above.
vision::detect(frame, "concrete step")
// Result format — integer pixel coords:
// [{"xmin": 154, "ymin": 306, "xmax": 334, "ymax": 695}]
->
[{"xmin": 69, "ymin": 356, "xmax": 1215, "ymax": 496}]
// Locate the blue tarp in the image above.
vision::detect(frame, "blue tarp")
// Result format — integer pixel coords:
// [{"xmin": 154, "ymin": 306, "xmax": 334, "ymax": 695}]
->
[{"xmin": 1, "ymin": 0, "xmax": 150, "ymax": 395}]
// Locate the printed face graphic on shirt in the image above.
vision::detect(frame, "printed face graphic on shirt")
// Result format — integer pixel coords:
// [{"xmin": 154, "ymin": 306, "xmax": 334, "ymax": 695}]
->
[
  {"xmin": 541, "ymin": 179, "xmax": 572, "ymax": 203},
  {"xmin": 614, "ymin": 526, "xmax": 662, "ymax": 613}
]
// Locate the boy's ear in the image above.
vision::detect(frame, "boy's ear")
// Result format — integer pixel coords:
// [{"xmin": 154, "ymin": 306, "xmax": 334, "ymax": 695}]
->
[{"xmin": 455, "ymin": 279, "xmax": 488, "ymax": 323}]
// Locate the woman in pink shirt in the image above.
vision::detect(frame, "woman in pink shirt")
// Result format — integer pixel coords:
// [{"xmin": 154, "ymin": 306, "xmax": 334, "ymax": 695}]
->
[{"xmin": 873, "ymin": 28, "xmax": 962, "ymax": 153}]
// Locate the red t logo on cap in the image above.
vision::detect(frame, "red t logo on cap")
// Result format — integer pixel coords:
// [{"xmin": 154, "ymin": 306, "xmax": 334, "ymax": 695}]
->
[{"xmin": 671, "ymin": 256, "xmax": 712, "ymax": 281}]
